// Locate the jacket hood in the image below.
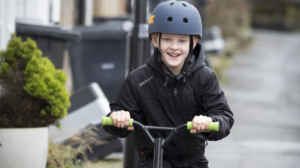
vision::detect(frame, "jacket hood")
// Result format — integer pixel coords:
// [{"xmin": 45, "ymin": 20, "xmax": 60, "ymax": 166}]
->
[{"xmin": 146, "ymin": 43, "xmax": 206, "ymax": 85}]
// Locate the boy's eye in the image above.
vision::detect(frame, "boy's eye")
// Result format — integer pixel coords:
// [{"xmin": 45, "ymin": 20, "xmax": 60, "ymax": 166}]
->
[
  {"xmin": 180, "ymin": 40, "xmax": 187, "ymax": 42},
  {"xmin": 163, "ymin": 38, "xmax": 170, "ymax": 41}
]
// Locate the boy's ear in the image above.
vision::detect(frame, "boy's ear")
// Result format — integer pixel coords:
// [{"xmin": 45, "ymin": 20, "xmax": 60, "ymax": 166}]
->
[
  {"xmin": 151, "ymin": 34, "xmax": 159, "ymax": 48},
  {"xmin": 193, "ymin": 37, "xmax": 199, "ymax": 49}
]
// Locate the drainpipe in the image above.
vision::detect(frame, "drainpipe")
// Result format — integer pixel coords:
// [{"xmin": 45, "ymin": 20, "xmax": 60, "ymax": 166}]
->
[{"xmin": 124, "ymin": 0, "xmax": 150, "ymax": 168}]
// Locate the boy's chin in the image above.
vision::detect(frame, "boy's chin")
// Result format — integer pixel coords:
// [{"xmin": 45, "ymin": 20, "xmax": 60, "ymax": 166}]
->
[{"xmin": 165, "ymin": 63, "xmax": 181, "ymax": 68}]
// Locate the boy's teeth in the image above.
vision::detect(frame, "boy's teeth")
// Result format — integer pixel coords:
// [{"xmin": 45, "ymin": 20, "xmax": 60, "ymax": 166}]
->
[{"xmin": 169, "ymin": 53, "xmax": 179, "ymax": 56}]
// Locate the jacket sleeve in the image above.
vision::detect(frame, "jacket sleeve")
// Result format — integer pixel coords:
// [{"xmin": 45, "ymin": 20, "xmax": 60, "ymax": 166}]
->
[
  {"xmin": 103, "ymin": 74, "xmax": 141, "ymax": 138},
  {"xmin": 201, "ymin": 69, "xmax": 234, "ymax": 141}
]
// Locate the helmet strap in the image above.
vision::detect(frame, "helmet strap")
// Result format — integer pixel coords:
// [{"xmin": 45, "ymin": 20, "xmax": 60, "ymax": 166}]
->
[
  {"xmin": 182, "ymin": 35, "xmax": 194, "ymax": 71},
  {"xmin": 158, "ymin": 33, "xmax": 162, "ymax": 49},
  {"xmin": 156, "ymin": 33, "xmax": 162, "ymax": 62},
  {"xmin": 188, "ymin": 35, "xmax": 194, "ymax": 64}
]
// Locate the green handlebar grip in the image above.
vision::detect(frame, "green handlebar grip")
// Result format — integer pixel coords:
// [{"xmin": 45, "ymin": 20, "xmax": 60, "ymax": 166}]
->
[
  {"xmin": 102, "ymin": 117, "xmax": 133, "ymax": 127},
  {"xmin": 187, "ymin": 122, "xmax": 219, "ymax": 132}
]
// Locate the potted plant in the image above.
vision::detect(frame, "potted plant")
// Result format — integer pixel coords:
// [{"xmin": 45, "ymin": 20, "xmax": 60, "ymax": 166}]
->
[{"xmin": 0, "ymin": 34, "xmax": 71, "ymax": 168}]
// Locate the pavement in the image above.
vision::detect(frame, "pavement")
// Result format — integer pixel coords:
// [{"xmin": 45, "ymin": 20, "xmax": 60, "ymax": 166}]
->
[
  {"xmin": 205, "ymin": 29, "xmax": 300, "ymax": 168},
  {"xmin": 92, "ymin": 29, "xmax": 300, "ymax": 168}
]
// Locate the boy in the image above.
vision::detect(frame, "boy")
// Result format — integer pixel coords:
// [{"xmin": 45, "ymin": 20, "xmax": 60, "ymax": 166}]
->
[{"xmin": 103, "ymin": 0, "xmax": 234, "ymax": 167}]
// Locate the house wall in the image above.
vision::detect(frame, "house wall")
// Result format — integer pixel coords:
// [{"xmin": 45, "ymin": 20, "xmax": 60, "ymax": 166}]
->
[{"xmin": 0, "ymin": 0, "xmax": 15, "ymax": 51}]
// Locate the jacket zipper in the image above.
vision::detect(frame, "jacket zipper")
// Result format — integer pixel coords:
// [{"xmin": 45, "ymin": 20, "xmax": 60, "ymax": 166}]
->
[{"xmin": 173, "ymin": 82, "xmax": 185, "ymax": 157}]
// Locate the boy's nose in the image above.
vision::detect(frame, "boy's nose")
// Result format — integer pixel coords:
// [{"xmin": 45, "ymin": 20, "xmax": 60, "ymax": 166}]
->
[{"xmin": 170, "ymin": 41, "xmax": 179, "ymax": 50}]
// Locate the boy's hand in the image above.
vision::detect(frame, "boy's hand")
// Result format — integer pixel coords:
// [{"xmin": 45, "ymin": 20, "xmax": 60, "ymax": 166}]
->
[
  {"xmin": 110, "ymin": 110, "xmax": 134, "ymax": 131},
  {"xmin": 190, "ymin": 115, "xmax": 212, "ymax": 134}
]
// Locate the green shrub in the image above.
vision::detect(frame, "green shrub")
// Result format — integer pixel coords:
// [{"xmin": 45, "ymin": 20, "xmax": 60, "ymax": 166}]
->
[{"xmin": 0, "ymin": 34, "xmax": 70, "ymax": 128}]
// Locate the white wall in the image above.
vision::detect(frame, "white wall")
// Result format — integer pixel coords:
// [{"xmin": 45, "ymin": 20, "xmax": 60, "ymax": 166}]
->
[
  {"xmin": 0, "ymin": 0, "xmax": 16, "ymax": 51},
  {"xmin": 85, "ymin": 0, "xmax": 94, "ymax": 26},
  {"xmin": 50, "ymin": 0, "xmax": 61, "ymax": 23},
  {"xmin": 16, "ymin": 0, "xmax": 50, "ymax": 24},
  {"xmin": 15, "ymin": 0, "xmax": 61, "ymax": 24}
]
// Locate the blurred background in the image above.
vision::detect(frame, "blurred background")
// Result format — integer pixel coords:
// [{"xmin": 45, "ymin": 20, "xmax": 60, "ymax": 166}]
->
[{"xmin": 0, "ymin": 0, "xmax": 300, "ymax": 168}]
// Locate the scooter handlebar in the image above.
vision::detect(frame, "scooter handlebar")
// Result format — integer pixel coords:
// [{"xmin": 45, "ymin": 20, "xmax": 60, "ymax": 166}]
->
[{"xmin": 102, "ymin": 117, "xmax": 219, "ymax": 132}]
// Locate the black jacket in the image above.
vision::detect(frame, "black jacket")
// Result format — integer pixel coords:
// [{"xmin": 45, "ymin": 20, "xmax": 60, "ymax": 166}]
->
[{"xmin": 104, "ymin": 43, "xmax": 234, "ymax": 167}]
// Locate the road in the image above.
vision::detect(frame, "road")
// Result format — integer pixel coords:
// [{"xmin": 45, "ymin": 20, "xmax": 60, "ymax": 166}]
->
[{"xmin": 205, "ymin": 29, "xmax": 300, "ymax": 168}]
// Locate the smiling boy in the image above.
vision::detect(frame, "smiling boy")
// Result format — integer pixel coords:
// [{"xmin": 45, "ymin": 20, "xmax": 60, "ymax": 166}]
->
[{"xmin": 103, "ymin": 1, "xmax": 234, "ymax": 168}]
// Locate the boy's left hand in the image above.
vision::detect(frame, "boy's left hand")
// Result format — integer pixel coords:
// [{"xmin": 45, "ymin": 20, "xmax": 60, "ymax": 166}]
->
[{"xmin": 190, "ymin": 115, "xmax": 212, "ymax": 134}]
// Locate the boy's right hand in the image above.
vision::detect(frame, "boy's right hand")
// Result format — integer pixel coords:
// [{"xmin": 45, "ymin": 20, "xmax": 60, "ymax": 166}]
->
[{"xmin": 109, "ymin": 110, "xmax": 134, "ymax": 131}]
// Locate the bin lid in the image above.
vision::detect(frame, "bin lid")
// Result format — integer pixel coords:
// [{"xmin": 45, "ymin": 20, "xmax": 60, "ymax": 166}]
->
[
  {"xmin": 16, "ymin": 18, "xmax": 81, "ymax": 42},
  {"xmin": 73, "ymin": 20, "xmax": 133, "ymax": 41}
]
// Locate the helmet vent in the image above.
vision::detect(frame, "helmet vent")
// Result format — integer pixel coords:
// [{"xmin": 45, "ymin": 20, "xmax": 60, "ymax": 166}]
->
[
  {"xmin": 182, "ymin": 3, "xmax": 187, "ymax": 7},
  {"xmin": 183, "ymin": 18, "xmax": 188, "ymax": 23},
  {"xmin": 167, "ymin": 17, "xmax": 173, "ymax": 22},
  {"xmin": 170, "ymin": 2, "xmax": 174, "ymax": 5}
]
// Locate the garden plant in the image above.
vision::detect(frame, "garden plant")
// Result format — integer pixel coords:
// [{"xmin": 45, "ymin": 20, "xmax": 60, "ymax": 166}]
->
[{"xmin": 0, "ymin": 34, "xmax": 70, "ymax": 128}]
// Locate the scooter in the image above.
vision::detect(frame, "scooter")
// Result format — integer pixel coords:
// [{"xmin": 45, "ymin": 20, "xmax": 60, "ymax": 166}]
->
[{"xmin": 102, "ymin": 117, "xmax": 219, "ymax": 168}]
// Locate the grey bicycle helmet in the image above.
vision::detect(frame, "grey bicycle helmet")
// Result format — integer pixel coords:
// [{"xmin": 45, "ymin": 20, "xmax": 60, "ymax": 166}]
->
[{"xmin": 148, "ymin": 0, "xmax": 202, "ymax": 40}]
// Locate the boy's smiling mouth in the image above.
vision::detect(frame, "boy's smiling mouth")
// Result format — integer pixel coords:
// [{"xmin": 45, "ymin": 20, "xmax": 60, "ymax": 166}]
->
[{"xmin": 167, "ymin": 53, "xmax": 180, "ymax": 57}]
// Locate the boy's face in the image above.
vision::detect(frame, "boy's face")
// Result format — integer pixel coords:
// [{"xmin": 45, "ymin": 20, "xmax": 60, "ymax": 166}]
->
[{"xmin": 152, "ymin": 33, "xmax": 198, "ymax": 72}]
